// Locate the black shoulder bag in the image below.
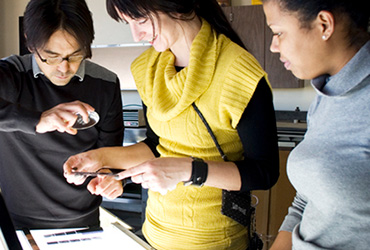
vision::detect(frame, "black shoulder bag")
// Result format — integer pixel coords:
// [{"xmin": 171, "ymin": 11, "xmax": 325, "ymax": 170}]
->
[{"xmin": 192, "ymin": 103, "xmax": 263, "ymax": 250}]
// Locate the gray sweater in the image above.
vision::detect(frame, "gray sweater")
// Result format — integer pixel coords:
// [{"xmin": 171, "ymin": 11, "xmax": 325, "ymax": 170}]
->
[{"xmin": 280, "ymin": 41, "xmax": 370, "ymax": 249}]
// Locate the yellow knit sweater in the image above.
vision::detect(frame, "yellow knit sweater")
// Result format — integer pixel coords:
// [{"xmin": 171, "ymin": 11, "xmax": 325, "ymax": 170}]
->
[{"xmin": 131, "ymin": 20, "xmax": 268, "ymax": 250}]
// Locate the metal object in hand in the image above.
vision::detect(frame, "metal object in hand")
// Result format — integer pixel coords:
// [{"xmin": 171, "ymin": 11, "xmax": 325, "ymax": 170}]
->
[{"xmin": 72, "ymin": 111, "xmax": 99, "ymax": 130}]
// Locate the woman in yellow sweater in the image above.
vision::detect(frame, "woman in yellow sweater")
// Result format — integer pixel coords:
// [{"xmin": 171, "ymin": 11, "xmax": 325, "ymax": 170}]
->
[{"xmin": 64, "ymin": 0, "xmax": 279, "ymax": 249}]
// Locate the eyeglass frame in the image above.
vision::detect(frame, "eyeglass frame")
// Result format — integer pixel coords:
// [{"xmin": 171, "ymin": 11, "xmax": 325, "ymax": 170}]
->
[{"xmin": 35, "ymin": 50, "xmax": 85, "ymax": 65}]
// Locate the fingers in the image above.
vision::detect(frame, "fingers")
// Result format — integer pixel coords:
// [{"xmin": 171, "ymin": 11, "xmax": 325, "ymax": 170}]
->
[
  {"xmin": 63, "ymin": 150, "xmax": 102, "ymax": 185},
  {"xmin": 37, "ymin": 110, "xmax": 73, "ymax": 134},
  {"xmin": 64, "ymin": 158, "xmax": 88, "ymax": 185},
  {"xmin": 64, "ymin": 127, "xmax": 78, "ymax": 135},
  {"xmin": 72, "ymin": 157, "xmax": 185, "ymax": 196},
  {"xmin": 87, "ymin": 176, "xmax": 124, "ymax": 200},
  {"xmin": 36, "ymin": 100, "xmax": 95, "ymax": 134},
  {"xmin": 131, "ymin": 173, "xmax": 146, "ymax": 184},
  {"xmin": 116, "ymin": 166, "xmax": 151, "ymax": 190},
  {"xmin": 116, "ymin": 167, "xmax": 142, "ymax": 181},
  {"xmin": 63, "ymin": 154, "xmax": 82, "ymax": 175},
  {"xmin": 71, "ymin": 100, "xmax": 95, "ymax": 122},
  {"xmin": 115, "ymin": 160, "xmax": 179, "ymax": 195},
  {"xmin": 57, "ymin": 100, "xmax": 95, "ymax": 123},
  {"xmin": 65, "ymin": 173, "xmax": 87, "ymax": 185}
]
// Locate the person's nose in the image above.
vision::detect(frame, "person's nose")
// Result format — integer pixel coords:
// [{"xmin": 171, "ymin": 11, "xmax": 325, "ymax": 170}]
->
[
  {"xmin": 130, "ymin": 24, "xmax": 145, "ymax": 42},
  {"xmin": 57, "ymin": 60, "xmax": 70, "ymax": 73},
  {"xmin": 270, "ymin": 36, "xmax": 280, "ymax": 53}
]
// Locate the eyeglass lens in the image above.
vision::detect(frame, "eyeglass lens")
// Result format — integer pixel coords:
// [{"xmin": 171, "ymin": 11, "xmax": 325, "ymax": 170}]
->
[{"xmin": 46, "ymin": 55, "xmax": 84, "ymax": 65}]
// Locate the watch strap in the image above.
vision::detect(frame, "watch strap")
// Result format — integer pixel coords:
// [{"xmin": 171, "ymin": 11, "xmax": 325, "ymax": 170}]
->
[{"xmin": 184, "ymin": 157, "xmax": 208, "ymax": 187}]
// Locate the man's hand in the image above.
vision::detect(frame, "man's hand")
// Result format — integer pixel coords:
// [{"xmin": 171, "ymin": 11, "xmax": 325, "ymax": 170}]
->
[
  {"xmin": 87, "ymin": 173, "xmax": 124, "ymax": 200},
  {"xmin": 36, "ymin": 100, "xmax": 94, "ymax": 135},
  {"xmin": 63, "ymin": 150, "xmax": 124, "ymax": 199}
]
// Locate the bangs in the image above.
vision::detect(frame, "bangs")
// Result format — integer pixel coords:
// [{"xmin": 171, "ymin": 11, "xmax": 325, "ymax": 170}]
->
[{"xmin": 106, "ymin": 0, "xmax": 151, "ymax": 22}]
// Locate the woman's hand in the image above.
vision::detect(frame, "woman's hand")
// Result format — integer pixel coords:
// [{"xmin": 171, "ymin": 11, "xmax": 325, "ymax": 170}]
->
[
  {"xmin": 63, "ymin": 148, "xmax": 104, "ymax": 185},
  {"xmin": 116, "ymin": 157, "xmax": 192, "ymax": 195}
]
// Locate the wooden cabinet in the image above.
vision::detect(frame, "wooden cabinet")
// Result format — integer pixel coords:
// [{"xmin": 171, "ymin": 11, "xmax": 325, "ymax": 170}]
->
[
  {"xmin": 252, "ymin": 149, "xmax": 296, "ymax": 249},
  {"xmin": 222, "ymin": 5, "xmax": 304, "ymax": 88}
]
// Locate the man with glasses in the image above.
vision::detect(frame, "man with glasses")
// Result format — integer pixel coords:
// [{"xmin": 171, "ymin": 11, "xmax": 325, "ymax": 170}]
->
[{"xmin": 0, "ymin": 0, "xmax": 124, "ymax": 229}]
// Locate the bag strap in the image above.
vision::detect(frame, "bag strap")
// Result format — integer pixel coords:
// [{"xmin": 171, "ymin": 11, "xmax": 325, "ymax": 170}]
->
[
  {"xmin": 192, "ymin": 103, "xmax": 263, "ymax": 250},
  {"xmin": 192, "ymin": 103, "xmax": 228, "ymax": 161}
]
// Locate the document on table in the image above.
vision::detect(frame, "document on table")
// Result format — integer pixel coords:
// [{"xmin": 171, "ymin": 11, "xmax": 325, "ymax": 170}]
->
[{"xmin": 29, "ymin": 223, "xmax": 151, "ymax": 250}]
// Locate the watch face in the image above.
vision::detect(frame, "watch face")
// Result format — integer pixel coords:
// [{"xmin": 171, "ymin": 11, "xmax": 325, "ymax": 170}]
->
[{"xmin": 72, "ymin": 111, "xmax": 100, "ymax": 130}]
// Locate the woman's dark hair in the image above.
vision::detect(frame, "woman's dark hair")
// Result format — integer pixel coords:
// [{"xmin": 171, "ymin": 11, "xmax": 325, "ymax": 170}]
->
[
  {"xmin": 106, "ymin": 0, "xmax": 246, "ymax": 49},
  {"xmin": 263, "ymin": 0, "xmax": 370, "ymax": 47},
  {"xmin": 23, "ymin": 0, "xmax": 95, "ymax": 58}
]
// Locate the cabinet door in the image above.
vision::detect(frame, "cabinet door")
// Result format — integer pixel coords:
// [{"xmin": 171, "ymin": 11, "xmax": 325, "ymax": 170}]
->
[
  {"xmin": 222, "ymin": 5, "xmax": 304, "ymax": 88},
  {"xmin": 268, "ymin": 149, "xmax": 296, "ymax": 235},
  {"xmin": 222, "ymin": 6, "xmax": 265, "ymax": 68},
  {"xmin": 253, "ymin": 149, "xmax": 296, "ymax": 249}
]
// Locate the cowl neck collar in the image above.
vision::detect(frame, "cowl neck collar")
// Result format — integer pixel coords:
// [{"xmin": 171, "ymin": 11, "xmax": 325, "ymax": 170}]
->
[
  {"xmin": 312, "ymin": 41, "xmax": 370, "ymax": 97},
  {"xmin": 141, "ymin": 19, "xmax": 220, "ymax": 121}
]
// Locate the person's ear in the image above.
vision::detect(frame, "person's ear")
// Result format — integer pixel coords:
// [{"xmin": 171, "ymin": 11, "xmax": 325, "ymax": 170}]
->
[
  {"xmin": 317, "ymin": 10, "xmax": 335, "ymax": 40},
  {"xmin": 23, "ymin": 34, "xmax": 34, "ymax": 53}
]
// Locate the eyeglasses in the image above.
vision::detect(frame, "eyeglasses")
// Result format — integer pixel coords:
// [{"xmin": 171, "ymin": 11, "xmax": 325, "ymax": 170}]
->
[{"xmin": 35, "ymin": 50, "xmax": 85, "ymax": 65}]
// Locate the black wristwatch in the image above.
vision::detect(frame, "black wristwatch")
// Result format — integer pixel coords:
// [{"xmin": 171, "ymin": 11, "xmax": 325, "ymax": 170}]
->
[{"xmin": 183, "ymin": 157, "xmax": 208, "ymax": 187}]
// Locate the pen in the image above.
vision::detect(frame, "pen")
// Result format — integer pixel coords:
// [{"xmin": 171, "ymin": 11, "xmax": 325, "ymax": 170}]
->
[
  {"xmin": 72, "ymin": 171, "xmax": 119, "ymax": 178},
  {"xmin": 71, "ymin": 167, "xmax": 122, "ymax": 178}
]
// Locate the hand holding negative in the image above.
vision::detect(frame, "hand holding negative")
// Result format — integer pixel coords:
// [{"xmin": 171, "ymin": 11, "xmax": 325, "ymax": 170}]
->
[{"xmin": 63, "ymin": 149, "xmax": 104, "ymax": 185}]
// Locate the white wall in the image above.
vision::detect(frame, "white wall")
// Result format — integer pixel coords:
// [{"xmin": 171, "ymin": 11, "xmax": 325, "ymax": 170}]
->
[
  {"xmin": 90, "ymin": 46, "xmax": 149, "ymax": 90},
  {"xmin": 0, "ymin": 0, "xmax": 4, "ymax": 57},
  {"xmin": 0, "ymin": 0, "xmax": 28, "ymax": 58},
  {"xmin": 272, "ymin": 82, "xmax": 315, "ymax": 111}
]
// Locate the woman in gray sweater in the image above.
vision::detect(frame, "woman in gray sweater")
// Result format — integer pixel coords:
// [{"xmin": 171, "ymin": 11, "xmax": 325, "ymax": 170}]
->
[{"xmin": 262, "ymin": 0, "xmax": 370, "ymax": 249}]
